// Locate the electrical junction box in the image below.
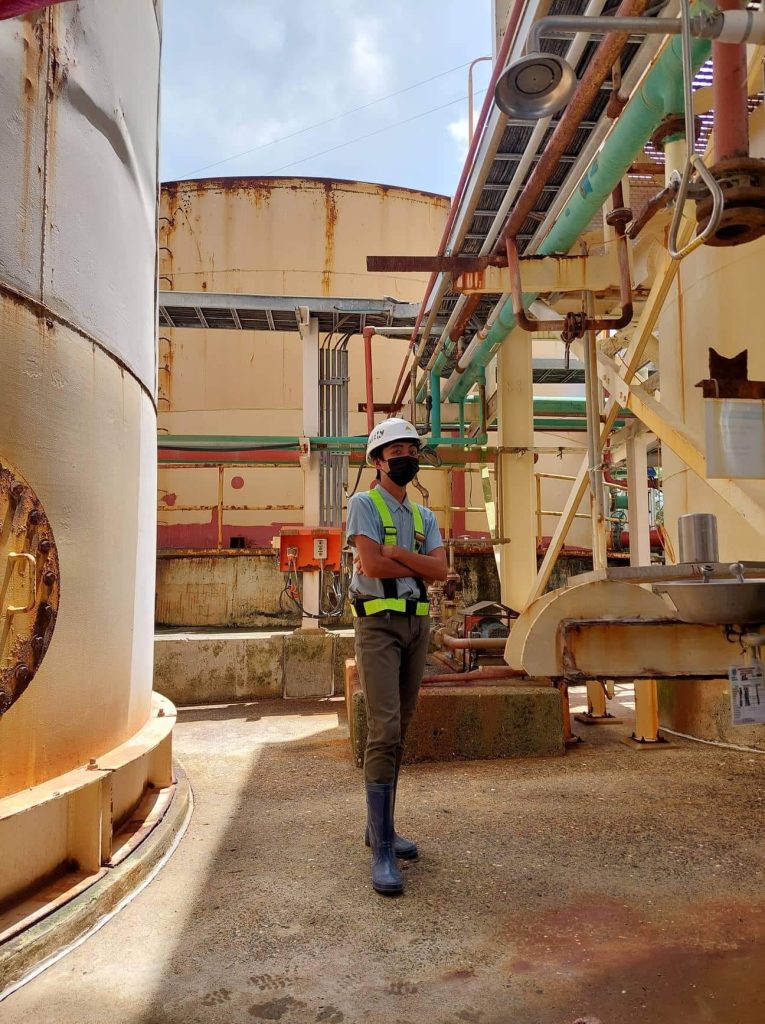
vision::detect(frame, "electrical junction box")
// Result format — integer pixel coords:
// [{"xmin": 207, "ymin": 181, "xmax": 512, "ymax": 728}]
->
[{"xmin": 279, "ymin": 527, "xmax": 342, "ymax": 572}]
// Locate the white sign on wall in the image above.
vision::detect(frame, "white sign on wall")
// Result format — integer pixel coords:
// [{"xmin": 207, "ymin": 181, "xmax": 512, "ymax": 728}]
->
[{"xmin": 729, "ymin": 663, "xmax": 765, "ymax": 726}]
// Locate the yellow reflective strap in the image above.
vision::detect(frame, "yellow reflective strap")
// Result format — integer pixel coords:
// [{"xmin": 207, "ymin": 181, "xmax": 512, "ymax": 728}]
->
[
  {"xmin": 415, "ymin": 602, "xmax": 430, "ymax": 616},
  {"xmin": 367, "ymin": 488, "xmax": 397, "ymax": 545},
  {"xmin": 411, "ymin": 502, "xmax": 425, "ymax": 552},
  {"xmin": 361, "ymin": 598, "xmax": 407, "ymax": 616}
]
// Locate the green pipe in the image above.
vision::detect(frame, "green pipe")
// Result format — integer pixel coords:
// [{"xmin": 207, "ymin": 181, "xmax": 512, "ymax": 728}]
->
[
  {"xmin": 157, "ymin": 433, "xmax": 490, "ymax": 452},
  {"xmin": 444, "ymin": 26, "xmax": 712, "ymax": 405},
  {"xmin": 430, "ymin": 370, "xmax": 441, "ymax": 437}
]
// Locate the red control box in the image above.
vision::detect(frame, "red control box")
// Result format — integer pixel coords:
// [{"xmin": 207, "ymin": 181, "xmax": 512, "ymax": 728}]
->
[{"xmin": 278, "ymin": 527, "xmax": 342, "ymax": 572}]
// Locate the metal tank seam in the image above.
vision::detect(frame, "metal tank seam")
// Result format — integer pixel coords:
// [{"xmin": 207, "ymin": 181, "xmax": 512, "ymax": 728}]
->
[{"xmin": 0, "ymin": 281, "xmax": 158, "ymax": 412}]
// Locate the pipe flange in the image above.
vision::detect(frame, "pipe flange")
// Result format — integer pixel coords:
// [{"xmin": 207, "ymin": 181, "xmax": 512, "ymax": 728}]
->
[
  {"xmin": 649, "ymin": 114, "xmax": 699, "ymax": 151},
  {"xmin": 0, "ymin": 457, "xmax": 60, "ymax": 715},
  {"xmin": 696, "ymin": 184, "xmax": 765, "ymax": 221},
  {"xmin": 606, "ymin": 206, "xmax": 633, "ymax": 230},
  {"xmin": 697, "ymin": 205, "xmax": 765, "ymax": 247},
  {"xmin": 708, "ymin": 157, "xmax": 765, "ymax": 186},
  {"xmin": 694, "ymin": 157, "xmax": 765, "ymax": 246}
]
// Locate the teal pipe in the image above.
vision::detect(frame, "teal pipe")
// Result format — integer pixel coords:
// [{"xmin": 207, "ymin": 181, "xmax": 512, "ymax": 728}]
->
[
  {"xmin": 430, "ymin": 370, "xmax": 441, "ymax": 437},
  {"xmin": 444, "ymin": 28, "xmax": 712, "ymax": 405}
]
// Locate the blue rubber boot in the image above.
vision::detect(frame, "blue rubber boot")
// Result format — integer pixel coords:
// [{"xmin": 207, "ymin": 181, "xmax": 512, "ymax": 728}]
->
[
  {"xmin": 364, "ymin": 780, "xmax": 418, "ymax": 860},
  {"xmin": 365, "ymin": 783, "xmax": 404, "ymax": 895}
]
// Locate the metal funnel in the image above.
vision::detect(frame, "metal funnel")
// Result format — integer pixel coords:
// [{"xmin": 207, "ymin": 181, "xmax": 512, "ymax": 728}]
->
[{"xmin": 655, "ymin": 579, "xmax": 765, "ymax": 625}]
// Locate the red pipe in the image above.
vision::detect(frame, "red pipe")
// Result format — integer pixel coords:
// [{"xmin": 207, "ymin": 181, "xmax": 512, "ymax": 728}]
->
[
  {"xmin": 422, "ymin": 666, "xmax": 524, "ymax": 685},
  {"xmin": 389, "ymin": 0, "xmax": 529, "ymax": 411},
  {"xmin": 0, "ymin": 0, "xmax": 67, "ymax": 17},
  {"xmin": 713, "ymin": 0, "xmax": 749, "ymax": 161},
  {"xmin": 362, "ymin": 326, "xmax": 376, "ymax": 434},
  {"xmin": 619, "ymin": 527, "xmax": 664, "ymax": 550}
]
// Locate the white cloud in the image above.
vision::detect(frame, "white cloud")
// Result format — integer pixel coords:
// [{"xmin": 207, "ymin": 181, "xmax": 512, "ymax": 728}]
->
[
  {"xmin": 350, "ymin": 19, "xmax": 391, "ymax": 95},
  {"xmin": 159, "ymin": 0, "xmax": 492, "ymax": 193},
  {"xmin": 448, "ymin": 114, "xmax": 470, "ymax": 161}
]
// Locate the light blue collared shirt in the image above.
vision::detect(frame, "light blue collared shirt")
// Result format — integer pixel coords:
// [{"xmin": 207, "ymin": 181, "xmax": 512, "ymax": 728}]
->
[{"xmin": 346, "ymin": 487, "xmax": 443, "ymax": 600}]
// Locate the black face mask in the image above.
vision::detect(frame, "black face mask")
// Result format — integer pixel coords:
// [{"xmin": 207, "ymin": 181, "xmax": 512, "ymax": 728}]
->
[{"xmin": 385, "ymin": 455, "xmax": 419, "ymax": 487}]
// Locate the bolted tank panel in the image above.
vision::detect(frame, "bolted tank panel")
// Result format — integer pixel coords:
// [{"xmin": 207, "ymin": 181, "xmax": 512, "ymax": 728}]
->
[{"xmin": 0, "ymin": 3, "xmax": 160, "ymax": 797}]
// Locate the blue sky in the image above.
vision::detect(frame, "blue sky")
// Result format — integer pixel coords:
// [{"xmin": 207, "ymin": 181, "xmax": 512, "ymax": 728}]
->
[{"xmin": 160, "ymin": 1, "xmax": 493, "ymax": 198}]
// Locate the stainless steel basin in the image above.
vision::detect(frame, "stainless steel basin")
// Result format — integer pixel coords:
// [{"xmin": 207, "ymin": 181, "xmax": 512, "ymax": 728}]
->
[{"xmin": 654, "ymin": 579, "xmax": 765, "ymax": 625}]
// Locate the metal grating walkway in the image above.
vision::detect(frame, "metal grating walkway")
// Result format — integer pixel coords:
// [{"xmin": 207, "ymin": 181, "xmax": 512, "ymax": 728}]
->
[{"xmin": 158, "ymin": 292, "xmax": 446, "ymax": 336}]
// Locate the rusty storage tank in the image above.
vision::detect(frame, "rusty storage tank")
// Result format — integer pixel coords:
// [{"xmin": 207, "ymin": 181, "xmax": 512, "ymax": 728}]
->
[
  {"xmin": 155, "ymin": 177, "xmax": 451, "ymax": 626},
  {"xmin": 0, "ymin": 0, "xmax": 174, "ymax": 950}
]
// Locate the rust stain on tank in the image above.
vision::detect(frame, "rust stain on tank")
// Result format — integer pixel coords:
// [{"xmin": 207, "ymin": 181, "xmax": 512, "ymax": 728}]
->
[
  {"xmin": 19, "ymin": 14, "xmax": 46, "ymax": 247},
  {"xmin": 158, "ymin": 335, "xmax": 173, "ymax": 409},
  {"xmin": 245, "ymin": 180, "xmax": 273, "ymax": 209},
  {"xmin": 321, "ymin": 182, "xmax": 338, "ymax": 296}
]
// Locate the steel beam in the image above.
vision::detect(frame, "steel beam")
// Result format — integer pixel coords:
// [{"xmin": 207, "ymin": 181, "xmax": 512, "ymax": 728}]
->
[
  {"xmin": 454, "ymin": 249, "xmax": 626, "ymax": 296},
  {"xmin": 558, "ymin": 618, "xmax": 735, "ymax": 680}
]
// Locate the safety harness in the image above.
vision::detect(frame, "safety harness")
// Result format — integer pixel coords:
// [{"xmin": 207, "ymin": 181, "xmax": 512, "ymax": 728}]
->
[{"xmin": 351, "ymin": 488, "xmax": 430, "ymax": 618}]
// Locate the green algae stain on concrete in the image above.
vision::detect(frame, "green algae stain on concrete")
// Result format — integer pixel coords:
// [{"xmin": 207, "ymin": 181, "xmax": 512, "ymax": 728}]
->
[{"xmin": 350, "ymin": 685, "xmax": 564, "ymax": 766}]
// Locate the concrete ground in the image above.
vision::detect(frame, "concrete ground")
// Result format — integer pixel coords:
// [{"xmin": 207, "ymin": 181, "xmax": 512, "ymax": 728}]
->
[{"xmin": 3, "ymin": 686, "xmax": 765, "ymax": 1024}]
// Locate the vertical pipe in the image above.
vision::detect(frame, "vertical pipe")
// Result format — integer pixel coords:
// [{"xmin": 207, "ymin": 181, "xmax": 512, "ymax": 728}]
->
[
  {"xmin": 217, "ymin": 464, "xmax": 224, "ymax": 550},
  {"xmin": 445, "ymin": 469, "xmax": 454, "ymax": 541},
  {"xmin": 363, "ymin": 326, "xmax": 375, "ymax": 434},
  {"xmin": 430, "ymin": 370, "xmax": 441, "ymax": 438},
  {"xmin": 583, "ymin": 291, "xmax": 608, "ymax": 570},
  {"xmin": 535, "ymin": 474, "xmax": 543, "ymax": 545},
  {"xmin": 458, "ymin": 400, "xmax": 466, "ymax": 439},
  {"xmin": 713, "ymin": 0, "xmax": 749, "ymax": 161},
  {"xmin": 452, "ymin": 470, "xmax": 466, "ymax": 537},
  {"xmin": 467, "ymin": 56, "xmax": 492, "ymax": 143}
]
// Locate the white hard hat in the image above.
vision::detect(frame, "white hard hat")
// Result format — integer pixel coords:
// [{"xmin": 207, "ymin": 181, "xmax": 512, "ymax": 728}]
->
[{"xmin": 366, "ymin": 417, "xmax": 422, "ymax": 464}]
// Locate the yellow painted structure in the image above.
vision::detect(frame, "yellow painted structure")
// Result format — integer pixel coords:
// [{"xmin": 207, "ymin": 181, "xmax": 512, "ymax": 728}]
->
[
  {"xmin": 156, "ymin": 178, "xmax": 595, "ymax": 574},
  {"xmin": 157, "ymin": 177, "xmax": 494, "ymax": 547},
  {"xmin": 0, "ymin": 2, "xmax": 174, "ymax": 938}
]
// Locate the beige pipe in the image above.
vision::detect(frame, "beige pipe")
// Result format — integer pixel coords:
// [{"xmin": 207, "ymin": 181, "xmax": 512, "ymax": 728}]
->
[{"xmin": 437, "ymin": 631, "xmax": 508, "ymax": 651}]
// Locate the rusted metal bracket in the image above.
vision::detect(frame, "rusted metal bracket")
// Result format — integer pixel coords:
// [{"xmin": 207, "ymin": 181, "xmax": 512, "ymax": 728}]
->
[
  {"xmin": 366, "ymin": 254, "xmax": 506, "ymax": 274},
  {"xmin": 695, "ymin": 347, "xmax": 765, "ymax": 400},
  {"xmin": 506, "ymin": 235, "xmax": 633, "ymax": 336}
]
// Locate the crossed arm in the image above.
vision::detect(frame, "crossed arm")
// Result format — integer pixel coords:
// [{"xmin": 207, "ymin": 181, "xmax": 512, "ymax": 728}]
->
[{"xmin": 353, "ymin": 534, "xmax": 448, "ymax": 583}]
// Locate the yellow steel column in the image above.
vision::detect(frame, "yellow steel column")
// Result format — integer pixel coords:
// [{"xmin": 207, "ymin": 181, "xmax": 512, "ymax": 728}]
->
[
  {"xmin": 497, "ymin": 330, "xmax": 537, "ymax": 611},
  {"xmin": 626, "ymin": 429, "xmax": 651, "ymax": 566},
  {"xmin": 575, "ymin": 678, "xmax": 623, "ymax": 725},
  {"xmin": 624, "ymin": 678, "xmax": 668, "ymax": 747}
]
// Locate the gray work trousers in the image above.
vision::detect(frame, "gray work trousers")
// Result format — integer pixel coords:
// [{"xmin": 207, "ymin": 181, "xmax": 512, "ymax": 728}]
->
[{"xmin": 354, "ymin": 613, "xmax": 430, "ymax": 785}]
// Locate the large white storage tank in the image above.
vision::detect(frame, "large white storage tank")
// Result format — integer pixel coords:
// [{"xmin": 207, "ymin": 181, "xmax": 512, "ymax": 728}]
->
[{"xmin": 0, "ymin": 0, "xmax": 174, "ymax": 949}]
